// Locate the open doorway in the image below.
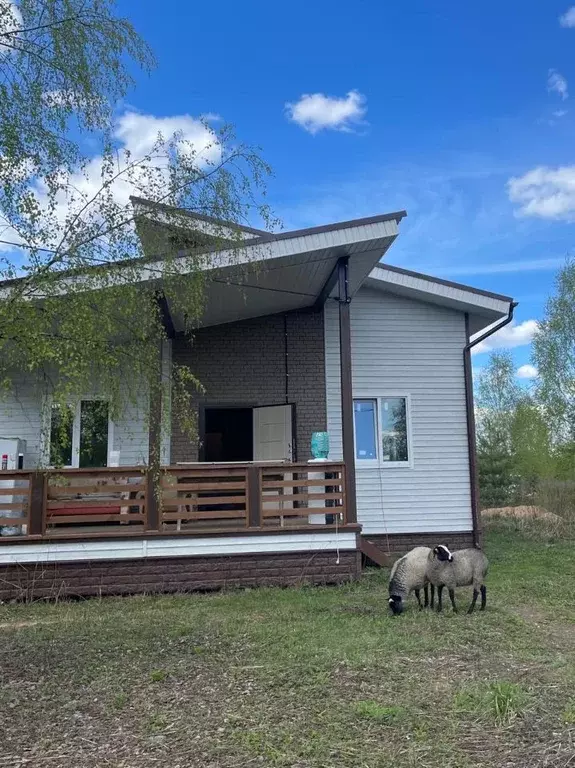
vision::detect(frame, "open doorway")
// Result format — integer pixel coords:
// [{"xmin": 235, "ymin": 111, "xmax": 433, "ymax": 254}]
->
[
  {"xmin": 203, "ymin": 407, "xmax": 253, "ymax": 462},
  {"xmin": 201, "ymin": 404, "xmax": 294, "ymax": 463}
]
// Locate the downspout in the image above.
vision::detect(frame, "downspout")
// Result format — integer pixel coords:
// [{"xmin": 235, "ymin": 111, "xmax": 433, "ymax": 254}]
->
[{"xmin": 463, "ymin": 301, "xmax": 517, "ymax": 546}]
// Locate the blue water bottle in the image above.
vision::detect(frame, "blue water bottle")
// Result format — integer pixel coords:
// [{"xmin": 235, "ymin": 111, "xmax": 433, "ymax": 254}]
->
[{"xmin": 311, "ymin": 432, "xmax": 329, "ymax": 460}]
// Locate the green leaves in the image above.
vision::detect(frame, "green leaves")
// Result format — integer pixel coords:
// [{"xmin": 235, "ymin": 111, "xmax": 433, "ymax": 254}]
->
[
  {"xmin": 533, "ymin": 257, "xmax": 575, "ymax": 439},
  {"xmin": 0, "ymin": 2, "xmax": 276, "ymax": 449}
]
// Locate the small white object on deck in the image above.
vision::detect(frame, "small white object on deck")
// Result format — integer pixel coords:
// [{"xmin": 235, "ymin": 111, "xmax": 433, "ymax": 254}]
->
[{"xmin": 307, "ymin": 458, "xmax": 328, "ymax": 525}]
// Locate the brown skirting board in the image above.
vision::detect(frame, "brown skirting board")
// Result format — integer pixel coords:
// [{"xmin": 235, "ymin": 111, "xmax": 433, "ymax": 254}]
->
[
  {"xmin": 362, "ymin": 531, "xmax": 475, "ymax": 560},
  {"xmin": 0, "ymin": 549, "xmax": 361, "ymax": 602}
]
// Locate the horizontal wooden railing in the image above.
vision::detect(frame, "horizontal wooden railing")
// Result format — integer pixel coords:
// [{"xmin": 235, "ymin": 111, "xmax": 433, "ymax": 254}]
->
[
  {"xmin": 160, "ymin": 465, "xmax": 249, "ymax": 532},
  {"xmin": 0, "ymin": 461, "xmax": 348, "ymax": 541},
  {"xmin": 0, "ymin": 472, "xmax": 31, "ymax": 535},
  {"xmin": 46, "ymin": 468, "xmax": 147, "ymax": 532}
]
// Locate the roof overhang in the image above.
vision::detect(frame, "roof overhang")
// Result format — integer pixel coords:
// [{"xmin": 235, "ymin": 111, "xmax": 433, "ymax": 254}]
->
[
  {"xmin": 365, "ymin": 264, "xmax": 514, "ymax": 336},
  {"xmin": 165, "ymin": 212, "xmax": 406, "ymax": 329},
  {"xmin": 0, "ymin": 210, "xmax": 407, "ymax": 319}
]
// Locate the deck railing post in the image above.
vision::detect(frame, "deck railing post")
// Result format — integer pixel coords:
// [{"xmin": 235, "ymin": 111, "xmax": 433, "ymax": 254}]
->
[
  {"xmin": 343, "ymin": 463, "xmax": 349, "ymax": 525},
  {"xmin": 29, "ymin": 472, "xmax": 46, "ymax": 536},
  {"xmin": 247, "ymin": 466, "xmax": 262, "ymax": 528}
]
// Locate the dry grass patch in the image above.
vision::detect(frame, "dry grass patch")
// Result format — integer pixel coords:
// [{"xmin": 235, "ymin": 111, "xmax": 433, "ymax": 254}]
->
[{"xmin": 0, "ymin": 521, "xmax": 573, "ymax": 767}]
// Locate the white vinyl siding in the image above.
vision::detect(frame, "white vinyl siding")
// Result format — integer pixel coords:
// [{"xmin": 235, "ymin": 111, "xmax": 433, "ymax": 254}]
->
[
  {"xmin": 0, "ymin": 375, "xmax": 44, "ymax": 467},
  {"xmin": 0, "ymin": 387, "xmax": 149, "ymax": 469},
  {"xmin": 0, "ymin": 342, "xmax": 172, "ymax": 469},
  {"xmin": 325, "ymin": 287, "xmax": 472, "ymax": 535},
  {"xmin": 0, "ymin": 381, "xmax": 151, "ymax": 470},
  {"xmin": 0, "ymin": 531, "xmax": 357, "ymax": 564},
  {"xmin": 111, "ymin": 391, "xmax": 149, "ymax": 467}
]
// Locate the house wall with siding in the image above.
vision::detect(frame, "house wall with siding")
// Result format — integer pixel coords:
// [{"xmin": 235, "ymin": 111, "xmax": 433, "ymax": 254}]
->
[
  {"xmin": 0, "ymin": 378, "xmax": 150, "ymax": 468},
  {"xmin": 0, "ymin": 374, "xmax": 45, "ymax": 467},
  {"xmin": 324, "ymin": 288, "xmax": 473, "ymax": 535},
  {"xmin": 0, "ymin": 385, "xmax": 151, "ymax": 472},
  {"xmin": 171, "ymin": 311, "xmax": 327, "ymax": 463},
  {"xmin": 0, "ymin": 341, "xmax": 173, "ymax": 469}
]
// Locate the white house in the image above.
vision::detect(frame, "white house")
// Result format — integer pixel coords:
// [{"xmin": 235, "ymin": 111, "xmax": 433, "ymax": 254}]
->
[{"xmin": 0, "ymin": 201, "xmax": 514, "ymax": 598}]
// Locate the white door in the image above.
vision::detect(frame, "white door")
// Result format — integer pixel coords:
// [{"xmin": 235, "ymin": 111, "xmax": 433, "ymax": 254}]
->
[
  {"xmin": 253, "ymin": 405, "xmax": 293, "ymax": 523},
  {"xmin": 253, "ymin": 405, "xmax": 293, "ymax": 461}
]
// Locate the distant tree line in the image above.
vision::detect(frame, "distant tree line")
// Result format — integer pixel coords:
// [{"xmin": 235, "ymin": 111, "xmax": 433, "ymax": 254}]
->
[{"xmin": 477, "ymin": 259, "xmax": 575, "ymax": 512}]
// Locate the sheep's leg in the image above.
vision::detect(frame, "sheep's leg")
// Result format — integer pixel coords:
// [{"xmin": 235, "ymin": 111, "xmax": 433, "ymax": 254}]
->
[
  {"xmin": 480, "ymin": 585, "xmax": 487, "ymax": 611},
  {"xmin": 448, "ymin": 588, "xmax": 458, "ymax": 613},
  {"xmin": 467, "ymin": 590, "xmax": 479, "ymax": 614},
  {"xmin": 430, "ymin": 584, "xmax": 435, "ymax": 609},
  {"xmin": 436, "ymin": 585, "xmax": 444, "ymax": 612},
  {"xmin": 414, "ymin": 588, "xmax": 423, "ymax": 610},
  {"xmin": 423, "ymin": 584, "xmax": 429, "ymax": 608}
]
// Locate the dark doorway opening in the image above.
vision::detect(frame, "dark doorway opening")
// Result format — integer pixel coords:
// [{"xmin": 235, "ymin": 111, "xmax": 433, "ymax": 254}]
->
[{"xmin": 203, "ymin": 408, "xmax": 253, "ymax": 462}]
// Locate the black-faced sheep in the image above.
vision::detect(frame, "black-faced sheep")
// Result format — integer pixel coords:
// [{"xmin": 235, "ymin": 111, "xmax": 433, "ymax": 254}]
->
[
  {"xmin": 388, "ymin": 546, "xmax": 432, "ymax": 615},
  {"xmin": 427, "ymin": 544, "xmax": 489, "ymax": 614}
]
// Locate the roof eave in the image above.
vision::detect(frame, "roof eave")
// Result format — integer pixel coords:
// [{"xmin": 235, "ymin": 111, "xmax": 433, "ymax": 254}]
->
[{"xmin": 365, "ymin": 264, "xmax": 515, "ymax": 336}]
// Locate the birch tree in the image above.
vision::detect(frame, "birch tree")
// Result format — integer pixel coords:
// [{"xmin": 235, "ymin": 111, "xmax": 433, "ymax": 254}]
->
[
  {"xmin": 532, "ymin": 258, "xmax": 575, "ymax": 439},
  {"xmin": 0, "ymin": 1, "xmax": 274, "ymax": 447}
]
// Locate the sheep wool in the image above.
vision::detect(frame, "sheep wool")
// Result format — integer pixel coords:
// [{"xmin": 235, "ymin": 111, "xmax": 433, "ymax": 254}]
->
[
  {"xmin": 388, "ymin": 546, "xmax": 431, "ymax": 615},
  {"xmin": 427, "ymin": 545, "xmax": 489, "ymax": 614}
]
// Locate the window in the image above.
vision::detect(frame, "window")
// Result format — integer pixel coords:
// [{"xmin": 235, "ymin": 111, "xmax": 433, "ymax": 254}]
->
[
  {"xmin": 79, "ymin": 401, "xmax": 110, "ymax": 468},
  {"xmin": 48, "ymin": 400, "xmax": 111, "ymax": 468},
  {"xmin": 353, "ymin": 400, "xmax": 377, "ymax": 460},
  {"xmin": 380, "ymin": 397, "xmax": 409, "ymax": 463},
  {"xmin": 353, "ymin": 396, "xmax": 411, "ymax": 466}
]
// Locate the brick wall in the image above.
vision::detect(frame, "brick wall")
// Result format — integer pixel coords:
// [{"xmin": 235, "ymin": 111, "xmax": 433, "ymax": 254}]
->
[
  {"xmin": 0, "ymin": 550, "xmax": 360, "ymax": 601},
  {"xmin": 364, "ymin": 531, "xmax": 476, "ymax": 559},
  {"xmin": 171, "ymin": 311, "xmax": 327, "ymax": 462}
]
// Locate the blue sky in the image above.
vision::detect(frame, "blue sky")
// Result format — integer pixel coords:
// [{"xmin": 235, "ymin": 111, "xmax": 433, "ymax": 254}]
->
[{"xmin": 114, "ymin": 0, "xmax": 575, "ymax": 376}]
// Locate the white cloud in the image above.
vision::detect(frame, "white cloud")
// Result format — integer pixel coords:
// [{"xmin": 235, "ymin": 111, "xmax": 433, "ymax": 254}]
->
[
  {"xmin": 553, "ymin": 109, "xmax": 568, "ymax": 117},
  {"xmin": 200, "ymin": 112, "xmax": 222, "ymax": 122},
  {"xmin": 507, "ymin": 165, "xmax": 575, "ymax": 220},
  {"xmin": 517, "ymin": 364, "xmax": 538, "ymax": 379},
  {"xmin": 471, "ymin": 319, "xmax": 538, "ymax": 356},
  {"xmin": 548, "ymin": 69, "xmax": 569, "ymax": 101},
  {"xmin": 50, "ymin": 111, "xmax": 218, "ymax": 215},
  {"xmin": 285, "ymin": 90, "xmax": 366, "ymax": 134},
  {"xmin": 113, "ymin": 111, "xmax": 217, "ymax": 166},
  {"xmin": 0, "ymin": 1, "xmax": 22, "ymax": 51},
  {"xmin": 1, "ymin": 110, "xmax": 220, "ymax": 254},
  {"xmin": 559, "ymin": 6, "xmax": 575, "ymax": 27}
]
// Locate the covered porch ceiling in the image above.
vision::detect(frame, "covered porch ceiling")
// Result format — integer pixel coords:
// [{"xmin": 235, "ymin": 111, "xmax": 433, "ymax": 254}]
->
[{"xmin": 162, "ymin": 211, "xmax": 406, "ymax": 330}]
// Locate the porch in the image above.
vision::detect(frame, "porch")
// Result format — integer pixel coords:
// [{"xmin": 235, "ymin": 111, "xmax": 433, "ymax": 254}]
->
[
  {"xmin": 0, "ymin": 461, "xmax": 353, "ymax": 541},
  {"xmin": 0, "ymin": 208, "xmax": 411, "ymax": 594}
]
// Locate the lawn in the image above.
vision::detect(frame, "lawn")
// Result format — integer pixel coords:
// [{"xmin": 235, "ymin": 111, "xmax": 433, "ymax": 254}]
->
[{"xmin": 1, "ymin": 522, "xmax": 574, "ymax": 768}]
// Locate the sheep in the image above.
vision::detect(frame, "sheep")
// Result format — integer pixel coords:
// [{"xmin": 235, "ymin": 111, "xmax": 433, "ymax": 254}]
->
[
  {"xmin": 388, "ymin": 546, "xmax": 432, "ymax": 615},
  {"xmin": 426, "ymin": 544, "xmax": 489, "ymax": 614}
]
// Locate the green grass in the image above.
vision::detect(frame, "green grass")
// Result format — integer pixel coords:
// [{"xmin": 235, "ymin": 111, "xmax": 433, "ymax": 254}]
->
[
  {"xmin": 352, "ymin": 700, "xmax": 407, "ymax": 724},
  {"xmin": 454, "ymin": 681, "xmax": 531, "ymax": 725},
  {"xmin": 149, "ymin": 668, "xmax": 168, "ymax": 682},
  {"xmin": 0, "ymin": 521, "xmax": 573, "ymax": 767}
]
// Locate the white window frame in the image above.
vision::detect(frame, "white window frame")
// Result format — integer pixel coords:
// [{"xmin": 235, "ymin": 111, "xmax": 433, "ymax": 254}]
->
[
  {"xmin": 353, "ymin": 394, "xmax": 413, "ymax": 469},
  {"xmin": 43, "ymin": 397, "xmax": 114, "ymax": 469}
]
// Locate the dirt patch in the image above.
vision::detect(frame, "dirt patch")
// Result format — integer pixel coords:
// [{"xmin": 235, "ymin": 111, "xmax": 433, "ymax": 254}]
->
[
  {"xmin": 512, "ymin": 605, "xmax": 575, "ymax": 653},
  {"xmin": 0, "ymin": 619, "xmax": 43, "ymax": 630},
  {"xmin": 482, "ymin": 505, "xmax": 561, "ymax": 522}
]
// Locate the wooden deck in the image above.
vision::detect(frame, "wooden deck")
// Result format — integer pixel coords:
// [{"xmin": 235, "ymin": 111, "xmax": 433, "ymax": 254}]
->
[{"xmin": 0, "ymin": 462, "xmax": 350, "ymax": 542}]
